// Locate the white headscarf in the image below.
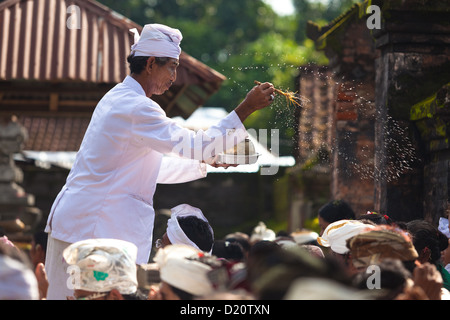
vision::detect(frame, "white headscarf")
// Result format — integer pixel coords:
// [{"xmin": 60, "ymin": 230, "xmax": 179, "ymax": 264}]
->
[
  {"xmin": 317, "ymin": 220, "xmax": 375, "ymax": 254},
  {"xmin": 291, "ymin": 229, "xmax": 319, "ymax": 244},
  {"xmin": 250, "ymin": 221, "xmax": 276, "ymax": 243},
  {"xmin": 166, "ymin": 204, "xmax": 214, "ymax": 252},
  {"xmin": 154, "ymin": 244, "xmax": 215, "ymax": 297},
  {"xmin": 0, "ymin": 255, "xmax": 39, "ymax": 300},
  {"xmin": 129, "ymin": 24, "xmax": 182, "ymax": 59},
  {"xmin": 439, "ymin": 217, "xmax": 450, "ymax": 238},
  {"xmin": 63, "ymin": 238, "xmax": 138, "ymax": 295}
]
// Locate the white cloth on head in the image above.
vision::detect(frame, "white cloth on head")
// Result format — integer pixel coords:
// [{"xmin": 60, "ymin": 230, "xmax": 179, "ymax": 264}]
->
[
  {"xmin": 250, "ymin": 221, "xmax": 276, "ymax": 243},
  {"xmin": 130, "ymin": 24, "xmax": 182, "ymax": 59},
  {"xmin": 317, "ymin": 220, "xmax": 375, "ymax": 254},
  {"xmin": 439, "ymin": 217, "xmax": 450, "ymax": 238},
  {"xmin": 0, "ymin": 255, "xmax": 39, "ymax": 300},
  {"xmin": 291, "ymin": 230, "xmax": 319, "ymax": 244},
  {"xmin": 166, "ymin": 204, "xmax": 213, "ymax": 252},
  {"xmin": 154, "ymin": 244, "xmax": 214, "ymax": 296},
  {"xmin": 63, "ymin": 238, "xmax": 138, "ymax": 295}
]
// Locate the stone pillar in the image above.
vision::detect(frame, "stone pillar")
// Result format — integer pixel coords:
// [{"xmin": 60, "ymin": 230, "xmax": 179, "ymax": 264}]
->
[
  {"xmin": 373, "ymin": 0, "xmax": 450, "ymax": 222},
  {"xmin": 410, "ymin": 84, "xmax": 450, "ymax": 224},
  {"xmin": 305, "ymin": 3, "xmax": 378, "ymax": 216},
  {"xmin": 0, "ymin": 115, "xmax": 41, "ymax": 236},
  {"xmin": 320, "ymin": 15, "xmax": 378, "ymax": 216}
]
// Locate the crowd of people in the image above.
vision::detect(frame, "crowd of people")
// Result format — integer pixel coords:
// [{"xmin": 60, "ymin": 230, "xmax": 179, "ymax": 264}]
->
[{"xmin": 1, "ymin": 199, "xmax": 450, "ymax": 300}]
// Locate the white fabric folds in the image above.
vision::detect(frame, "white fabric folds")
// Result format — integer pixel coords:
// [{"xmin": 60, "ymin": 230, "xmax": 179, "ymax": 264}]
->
[
  {"xmin": 130, "ymin": 24, "xmax": 182, "ymax": 59},
  {"xmin": 166, "ymin": 204, "xmax": 213, "ymax": 252},
  {"xmin": 317, "ymin": 220, "xmax": 375, "ymax": 254}
]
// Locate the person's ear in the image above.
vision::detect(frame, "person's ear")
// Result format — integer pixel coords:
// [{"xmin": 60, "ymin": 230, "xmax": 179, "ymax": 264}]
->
[{"xmin": 146, "ymin": 57, "xmax": 156, "ymax": 73}]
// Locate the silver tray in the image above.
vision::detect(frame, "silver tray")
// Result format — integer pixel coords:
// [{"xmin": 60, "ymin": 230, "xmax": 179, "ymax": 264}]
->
[{"xmin": 215, "ymin": 153, "xmax": 260, "ymax": 165}]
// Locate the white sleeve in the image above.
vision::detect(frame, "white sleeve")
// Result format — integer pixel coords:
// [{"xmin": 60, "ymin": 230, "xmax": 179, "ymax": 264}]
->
[
  {"xmin": 131, "ymin": 101, "xmax": 248, "ymax": 161},
  {"xmin": 156, "ymin": 156, "xmax": 207, "ymax": 184}
]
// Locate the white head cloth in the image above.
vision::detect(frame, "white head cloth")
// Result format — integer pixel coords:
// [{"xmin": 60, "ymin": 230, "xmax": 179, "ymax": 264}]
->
[
  {"xmin": 154, "ymin": 244, "xmax": 214, "ymax": 297},
  {"xmin": 250, "ymin": 221, "xmax": 276, "ymax": 243},
  {"xmin": 317, "ymin": 220, "xmax": 375, "ymax": 254},
  {"xmin": 129, "ymin": 23, "xmax": 182, "ymax": 59},
  {"xmin": 439, "ymin": 217, "xmax": 450, "ymax": 238},
  {"xmin": 63, "ymin": 238, "xmax": 138, "ymax": 295},
  {"xmin": 0, "ymin": 255, "xmax": 39, "ymax": 300},
  {"xmin": 166, "ymin": 204, "xmax": 214, "ymax": 252},
  {"xmin": 291, "ymin": 229, "xmax": 319, "ymax": 244}
]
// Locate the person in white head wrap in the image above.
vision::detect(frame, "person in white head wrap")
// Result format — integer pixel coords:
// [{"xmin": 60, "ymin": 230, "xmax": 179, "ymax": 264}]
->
[
  {"xmin": 153, "ymin": 244, "xmax": 216, "ymax": 299},
  {"xmin": 163, "ymin": 204, "xmax": 214, "ymax": 253},
  {"xmin": 44, "ymin": 19, "xmax": 275, "ymax": 299},
  {"xmin": 317, "ymin": 219, "xmax": 375, "ymax": 255},
  {"xmin": 63, "ymin": 239, "xmax": 142, "ymax": 300}
]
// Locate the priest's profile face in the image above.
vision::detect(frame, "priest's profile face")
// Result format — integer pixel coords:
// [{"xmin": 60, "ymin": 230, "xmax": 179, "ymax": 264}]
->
[
  {"xmin": 148, "ymin": 57, "xmax": 179, "ymax": 95},
  {"xmin": 129, "ymin": 56, "xmax": 179, "ymax": 98}
]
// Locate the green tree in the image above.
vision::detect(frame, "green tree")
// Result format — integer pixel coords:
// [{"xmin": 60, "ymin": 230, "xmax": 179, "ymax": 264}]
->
[{"xmin": 293, "ymin": 0, "xmax": 361, "ymax": 42}]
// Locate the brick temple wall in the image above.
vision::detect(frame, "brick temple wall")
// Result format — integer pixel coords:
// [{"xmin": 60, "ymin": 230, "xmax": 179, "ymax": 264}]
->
[{"xmin": 298, "ymin": 16, "xmax": 378, "ymax": 217}]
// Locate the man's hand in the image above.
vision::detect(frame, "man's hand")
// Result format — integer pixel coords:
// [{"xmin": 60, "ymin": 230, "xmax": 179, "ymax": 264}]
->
[
  {"xmin": 204, "ymin": 156, "xmax": 238, "ymax": 169},
  {"xmin": 235, "ymin": 82, "xmax": 275, "ymax": 122}
]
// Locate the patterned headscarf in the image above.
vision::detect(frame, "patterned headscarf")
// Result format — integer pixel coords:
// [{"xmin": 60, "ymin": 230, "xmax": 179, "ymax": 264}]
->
[
  {"xmin": 63, "ymin": 238, "xmax": 138, "ymax": 295},
  {"xmin": 346, "ymin": 226, "xmax": 418, "ymax": 268}
]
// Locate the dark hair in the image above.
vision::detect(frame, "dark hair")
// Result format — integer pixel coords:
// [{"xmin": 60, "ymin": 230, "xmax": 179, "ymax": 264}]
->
[
  {"xmin": 178, "ymin": 216, "xmax": 214, "ymax": 252},
  {"xmin": 357, "ymin": 212, "xmax": 393, "ymax": 225},
  {"xmin": 212, "ymin": 240, "xmax": 245, "ymax": 262},
  {"xmin": 406, "ymin": 219, "xmax": 449, "ymax": 265},
  {"xmin": 126, "ymin": 54, "xmax": 170, "ymax": 74},
  {"xmin": 318, "ymin": 200, "xmax": 356, "ymax": 223},
  {"xmin": 224, "ymin": 236, "xmax": 251, "ymax": 253}
]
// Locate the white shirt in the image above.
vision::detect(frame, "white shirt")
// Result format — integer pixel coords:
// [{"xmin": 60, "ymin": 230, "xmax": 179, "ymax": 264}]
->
[{"xmin": 45, "ymin": 76, "xmax": 247, "ymax": 263}]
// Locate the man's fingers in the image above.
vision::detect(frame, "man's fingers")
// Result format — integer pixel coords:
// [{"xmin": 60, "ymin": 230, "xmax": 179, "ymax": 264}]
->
[{"xmin": 257, "ymin": 82, "xmax": 274, "ymax": 91}]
